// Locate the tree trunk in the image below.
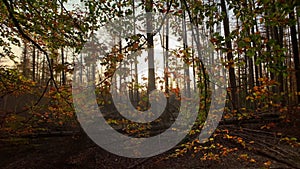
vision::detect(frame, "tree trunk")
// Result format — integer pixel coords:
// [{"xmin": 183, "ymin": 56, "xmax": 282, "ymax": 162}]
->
[
  {"xmin": 61, "ymin": 47, "xmax": 66, "ymax": 85},
  {"xmin": 220, "ymin": 0, "xmax": 239, "ymax": 109},
  {"xmin": 22, "ymin": 41, "xmax": 28, "ymax": 77},
  {"xmin": 289, "ymin": 11, "xmax": 300, "ymax": 103},
  {"xmin": 165, "ymin": 15, "xmax": 169, "ymax": 95},
  {"xmin": 146, "ymin": 0, "xmax": 155, "ymax": 93},
  {"xmin": 41, "ymin": 56, "xmax": 45, "ymax": 84},
  {"xmin": 132, "ymin": 0, "xmax": 139, "ymax": 104},
  {"xmin": 32, "ymin": 45, "xmax": 36, "ymax": 81},
  {"xmin": 182, "ymin": 11, "xmax": 191, "ymax": 97}
]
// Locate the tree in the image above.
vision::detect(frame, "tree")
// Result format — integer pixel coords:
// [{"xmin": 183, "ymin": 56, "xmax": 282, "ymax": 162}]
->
[
  {"xmin": 220, "ymin": 0, "xmax": 239, "ymax": 109},
  {"xmin": 289, "ymin": 7, "xmax": 300, "ymax": 103},
  {"xmin": 146, "ymin": 0, "xmax": 156, "ymax": 93}
]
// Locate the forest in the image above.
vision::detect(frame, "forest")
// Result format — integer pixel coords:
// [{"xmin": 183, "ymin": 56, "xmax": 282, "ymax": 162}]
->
[{"xmin": 0, "ymin": 0, "xmax": 300, "ymax": 168}]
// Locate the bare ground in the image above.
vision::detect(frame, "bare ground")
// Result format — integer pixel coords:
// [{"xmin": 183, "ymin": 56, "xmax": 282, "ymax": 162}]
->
[{"xmin": 0, "ymin": 110, "xmax": 300, "ymax": 169}]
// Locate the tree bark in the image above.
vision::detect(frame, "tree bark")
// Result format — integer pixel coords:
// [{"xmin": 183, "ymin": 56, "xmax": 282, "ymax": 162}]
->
[
  {"xmin": 146, "ymin": 0, "xmax": 155, "ymax": 93},
  {"xmin": 22, "ymin": 41, "xmax": 28, "ymax": 77},
  {"xmin": 289, "ymin": 11, "xmax": 300, "ymax": 103},
  {"xmin": 182, "ymin": 11, "xmax": 191, "ymax": 97},
  {"xmin": 220, "ymin": 0, "xmax": 239, "ymax": 109},
  {"xmin": 61, "ymin": 47, "xmax": 66, "ymax": 85},
  {"xmin": 32, "ymin": 45, "xmax": 36, "ymax": 81}
]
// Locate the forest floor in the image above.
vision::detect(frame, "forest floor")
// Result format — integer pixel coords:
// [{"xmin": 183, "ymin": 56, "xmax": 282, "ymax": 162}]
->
[{"xmin": 1, "ymin": 108, "xmax": 300, "ymax": 169}]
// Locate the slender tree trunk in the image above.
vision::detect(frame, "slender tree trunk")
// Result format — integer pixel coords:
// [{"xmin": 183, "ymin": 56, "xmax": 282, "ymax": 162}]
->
[
  {"xmin": 50, "ymin": 57, "xmax": 54, "ymax": 86},
  {"xmin": 41, "ymin": 55, "xmax": 45, "ymax": 84},
  {"xmin": 248, "ymin": 56, "xmax": 254, "ymax": 90},
  {"xmin": 191, "ymin": 33, "xmax": 196, "ymax": 91},
  {"xmin": 220, "ymin": 0, "xmax": 239, "ymax": 109},
  {"xmin": 278, "ymin": 26, "xmax": 285, "ymax": 102},
  {"xmin": 255, "ymin": 23, "xmax": 263, "ymax": 82},
  {"xmin": 237, "ymin": 18, "xmax": 241, "ymax": 93},
  {"xmin": 132, "ymin": 0, "xmax": 139, "ymax": 104},
  {"xmin": 182, "ymin": 11, "xmax": 191, "ymax": 97},
  {"xmin": 146, "ymin": 0, "xmax": 155, "ymax": 92},
  {"xmin": 60, "ymin": 2, "xmax": 65, "ymax": 85},
  {"xmin": 32, "ymin": 45, "xmax": 36, "ymax": 81},
  {"xmin": 249, "ymin": 0, "xmax": 260, "ymax": 87},
  {"xmin": 36, "ymin": 50, "xmax": 39, "ymax": 83},
  {"xmin": 165, "ymin": 14, "xmax": 169, "ymax": 95},
  {"xmin": 22, "ymin": 41, "xmax": 28, "ymax": 77},
  {"xmin": 289, "ymin": 11, "xmax": 300, "ymax": 103},
  {"xmin": 80, "ymin": 54, "xmax": 83, "ymax": 83},
  {"xmin": 61, "ymin": 47, "xmax": 66, "ymax": 85},
  {"xmin": 118, "ymin": 0, "xmax": 123, "ymax": 101}
]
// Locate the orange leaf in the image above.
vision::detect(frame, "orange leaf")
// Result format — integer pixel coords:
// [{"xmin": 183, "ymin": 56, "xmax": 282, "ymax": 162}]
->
[
  {"xmin": 133, "ymin": 42, "xmax": 139, "ymax": 50},
  {"xmin": 264, "ymin": 160, "xmax": 271, "ymax": 166}
]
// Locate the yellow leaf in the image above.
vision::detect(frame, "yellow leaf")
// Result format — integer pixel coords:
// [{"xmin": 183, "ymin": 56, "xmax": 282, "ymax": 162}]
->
[
  {"xmin": 240, "ymin": 154, "xmax": 248, "ymax": 160},
  {"xmin": 244, "ymin": 37, "xmax": 251, "ymax": 43}
]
